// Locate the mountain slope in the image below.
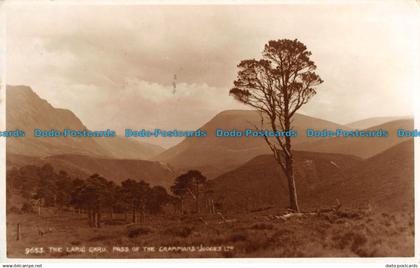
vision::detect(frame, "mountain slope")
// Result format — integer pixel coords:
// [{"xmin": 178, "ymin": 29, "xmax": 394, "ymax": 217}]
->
[
  {"xmin": 7, "ymin": 153, "xmax": 176, "ymax": 188},
  {"xmin": 154, "ymin": 110, "xmax": 349, "ymax": 178},
  {"xmin": 6, "ymin": 85, "xmax": 164, "ymax": 159},
  {"xmin": 316, "ymin": 139, "xmax": 414, "ymax": 212},
  {"xmin": 346, "ymin": 116, "xmax": 410, "ymax": 129},
  {"xmin": 208, "ymin": 151, "xmax": 362, "ymax": 212},
  {"xmin": 208, "ymin": 140, "xmax": 413, "ymax": 212},
  {"xmin": 97, "ymin": 136, "xmax": 164, "ymax": 160},
  {"xmin": 295, "ymin": 119, "xmax": 413, "ymax": 158}
]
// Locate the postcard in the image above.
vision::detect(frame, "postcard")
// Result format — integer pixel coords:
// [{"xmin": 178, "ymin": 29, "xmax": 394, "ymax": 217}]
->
[{"xmin": 0, "ymin": 1, "xmax": 419, "ymax": 267}]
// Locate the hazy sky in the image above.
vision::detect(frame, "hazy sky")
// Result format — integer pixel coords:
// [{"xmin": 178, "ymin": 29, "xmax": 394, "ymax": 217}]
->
[{"xmin": 5, "ymin": 2, "xmax": 420, "ymax": 147}]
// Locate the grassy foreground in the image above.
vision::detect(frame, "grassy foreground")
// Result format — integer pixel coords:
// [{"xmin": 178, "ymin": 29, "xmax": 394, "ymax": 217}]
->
[{"xmin": 7, "ymin": 207, "xmax": 414, "ymax": 258}]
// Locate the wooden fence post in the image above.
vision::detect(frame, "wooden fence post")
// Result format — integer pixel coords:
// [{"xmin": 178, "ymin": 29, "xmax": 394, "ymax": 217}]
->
[{"xmin": 16, "ymin": 223, "xmax": 20, "ymax": 241}]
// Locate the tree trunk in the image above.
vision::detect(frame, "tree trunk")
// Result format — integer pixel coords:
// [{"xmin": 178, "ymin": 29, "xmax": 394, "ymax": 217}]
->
[
  {"xmin": 97, "ymin": 211, "xmax": 101, "ymax": 228},
  {"xmin": 285, "ymin": 156, "xmax": 299, "ymax": 212},
  {"xmin": 141, "ymin": 203, "xmax": 145, "ymax": 223},
  {"xmin": 132, "ymin": 206, "xmax": 136, "ymax": 223},
  {"xmin": 196, "ymin": 196, "xmax": 200, "ymax": 214},
  {"xmin": 16, "ymin": 223, "xmax": 20, "ymax": 241},
  {"xmin": 195, "ymin": 180, "xmax": 199, "ymax": 213},
  {"xmin": 284, "ymin": 117, "xmax": 300, "ymax": 212},
  {"xmin": 88, "ymin": 209, "xmax": 93, "ymax": 227}
]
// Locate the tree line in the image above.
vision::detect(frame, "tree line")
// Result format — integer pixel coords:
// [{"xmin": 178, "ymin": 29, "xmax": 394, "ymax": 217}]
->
[{"xmin": 7, "ymin": 163, "xmax": 214, "ymax": 228}]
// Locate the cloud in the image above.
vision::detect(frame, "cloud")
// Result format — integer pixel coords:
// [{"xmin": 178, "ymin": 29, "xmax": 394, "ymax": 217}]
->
[{"xmin": 5, "ymin": 3, "xmax": 419, "ymax": 146}]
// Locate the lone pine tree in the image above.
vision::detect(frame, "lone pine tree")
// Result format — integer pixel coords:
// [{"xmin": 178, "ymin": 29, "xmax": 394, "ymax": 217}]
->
[{"xmin": 230, "ymin": 39, "xmax": 323, "ymax": 212}]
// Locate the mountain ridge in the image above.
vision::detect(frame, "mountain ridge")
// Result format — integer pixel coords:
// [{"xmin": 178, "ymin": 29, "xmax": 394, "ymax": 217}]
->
[
  {"xmin": 346, "ymin": 116, "xmax": 412, "ymax": 129},
  {"xmin": 6, "ymin": 85, "xmax": 164, "ymax": 160},
  {"xmin": 154, "ymin": 108, "xmax": 410, "ymax": 178},
  {"xmin": 295, "ymin": 119, "xmax": 413, "ymax": 158}
]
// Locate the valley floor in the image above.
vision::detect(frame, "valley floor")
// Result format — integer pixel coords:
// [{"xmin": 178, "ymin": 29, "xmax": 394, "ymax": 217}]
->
[{"xmin": 7, "ymin": 208, "xmax": 414, "ymax": 258}]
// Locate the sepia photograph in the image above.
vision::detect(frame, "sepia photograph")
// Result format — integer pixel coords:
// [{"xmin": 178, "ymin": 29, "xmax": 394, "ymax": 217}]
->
[{"xmin": 0, "ymin": 0, "xmax": 419, "ymax": 266}]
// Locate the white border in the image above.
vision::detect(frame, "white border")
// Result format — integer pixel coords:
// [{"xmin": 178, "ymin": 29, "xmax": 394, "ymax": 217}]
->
[
  {"xmin": 0, "ymin": 0, "xmax": 7, "ymax": 263},
  {"xmin": 414, "ymin": 0, "xmax": 420, "ymax": 262},
  {"xmin": 0, "ymin": 0, "xmax": 419, "ymax": 267}
]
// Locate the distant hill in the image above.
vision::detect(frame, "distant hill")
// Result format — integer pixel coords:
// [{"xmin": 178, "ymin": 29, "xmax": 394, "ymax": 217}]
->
[
  {"xmin": 347, "ymin": 116, "xmax": 411, "ymax": 129},
  {"xmin": 7, "ymin": 153, "xmax": 176, "ymax": 188},
  {"xmin": 154, "ymin": 110, "xmax": 349, "ymax": 178},
  {"xmin": 315, "ymin": 139, "xmax": 414, "ymax": 212},
  {"xmin": 295, "ymin": 119, "xmax": 413, "ymax": 158},
  {"xmin": 208, "ymin": 140, "xmax": 413, "ymax": 213},
  {"xmin": 6, "ymin": 85, "xmax": 164, "ymax": 159},
  {"xmin": 208, "ymin": 151, "xmax": 362, "ymax": 212}
]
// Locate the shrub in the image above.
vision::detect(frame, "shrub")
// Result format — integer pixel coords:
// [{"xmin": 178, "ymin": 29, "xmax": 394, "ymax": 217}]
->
[
  {"xmin": 335, "ymin": 210, "xmax": 363, "ymax": 220},
  {"xmin": 89, "ymin": 235, "xmax": 112, "ymax": 242},
  {"xmin": 250, "ymin": 222, "xmax": 273, "ymax": 230},
  {"xmin": 228, "ymin": 231, "xmax": 248, "ymax": 242},
  {"xmin": 102, "ymin": 219, "xmax": 126, "ymax": 226},
  {"xmin": 270, "ymin": 229, "xmax": 293, "ymax": 243},
  {"xmin": 20, "ymin": 202, "xmax": 33, "ymax": 213},
  {"xmin": 70, "ymin": 240, "xmax": 81, "ymax": 246},
  {"xmin": 163, "ymin": 226, "xmax": 193, "ymax": 238},
  {"xmin": 7, "ymin": 206, "xmax": 21, "ymax": 214},
  {"xmin": 332, "ymin": 230, "xmax": 368, "ymax": 254},
  {"xmin": 127, "ymin": 225, "xmax": 153, "ymax": 238},
  {"xmin": 244, "ymin": 234, "xmax": 269, "ymax": 253}
]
